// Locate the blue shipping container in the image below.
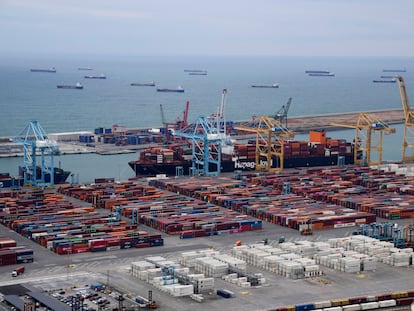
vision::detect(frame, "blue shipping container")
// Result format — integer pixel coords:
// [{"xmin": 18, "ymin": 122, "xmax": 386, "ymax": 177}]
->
[{"xmin": 295, "ymin": 303, "xmax": 315, "ymax": 311}]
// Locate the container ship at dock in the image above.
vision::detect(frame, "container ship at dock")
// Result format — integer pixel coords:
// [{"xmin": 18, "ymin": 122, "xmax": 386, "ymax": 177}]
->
[
  {"xmin": 18, "ymin": 166, "xmax": 71, "ymax": 184},
  {"xmin": 128, "ymin": 131, "xmax": 356, "ymax": 176}
]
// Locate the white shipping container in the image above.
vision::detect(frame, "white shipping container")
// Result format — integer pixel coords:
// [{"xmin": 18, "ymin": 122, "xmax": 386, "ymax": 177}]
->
[
  {"xmin": 314, "ymin": 301, "xmax": 331, "ymax": 308},
  {"xmin": 378, "ymin": 300, "xmax": 397, "ymax": 308},
  {"xmin": 360, "ymin": 302, "xmax": 379, "ymax": 310},
  {"xmin": 342, "ymin": 304, "xmax": 361, "ymax": 311}
]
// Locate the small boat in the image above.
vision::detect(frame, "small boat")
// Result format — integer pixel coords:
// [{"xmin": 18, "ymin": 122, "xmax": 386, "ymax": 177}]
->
[
  {"xmin": 30, "ymin": 67, "xmax": 56, "ymax": 73},
  {"xmin": 57, "ymin": 82, "xmax": 84, "ymax": 89},
  {"xmin": 84, "ymin": 74, "xmax": 106, "ymax": 79},
  {"xmin": 373, "ymin": 79, "xmax": 396, "ymax": 83},
  {"xmin": 156, "ymin": 85, "xmax": 184, "ymax": 93},
  {"xmin": 78, "ymin": 67, "xmax": 93, "ymax": 71},
  {"xmin": 251, "ymin": 83, "xmax": 279, "ymax": 88},
  {"xmin": 130, "ymin": 81, "xmax": 156, "ymax": 87}
]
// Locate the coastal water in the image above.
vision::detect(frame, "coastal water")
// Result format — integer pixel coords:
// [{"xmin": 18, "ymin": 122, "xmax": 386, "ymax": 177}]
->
[{"xmin": 0, "ymin": 54, "xmax": 413, "ymax": 183}]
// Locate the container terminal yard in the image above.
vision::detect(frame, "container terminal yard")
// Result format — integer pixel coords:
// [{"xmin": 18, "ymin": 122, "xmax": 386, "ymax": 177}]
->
[
  {"xmin": 1, "ymin": 165, "xmax": 414, "ymax": 311},
  {"xmin": 0, "ymin": 76, "xmax": 413, "ymax": 310}
]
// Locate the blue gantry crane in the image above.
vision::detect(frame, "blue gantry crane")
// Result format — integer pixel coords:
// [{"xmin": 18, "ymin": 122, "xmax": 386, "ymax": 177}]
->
[
  {"xmin": 175, "ymin": 89, "xmax": 229, "ymax": 176},
  {"xmin": 11, "ymin": 120, "xmax": 60, "ymax": 186}
]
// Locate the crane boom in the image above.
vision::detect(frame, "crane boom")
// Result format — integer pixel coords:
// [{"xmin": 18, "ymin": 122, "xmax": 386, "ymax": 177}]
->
[
  {"xmin": 396, "ymin": 76, "xmax": 414, "ymax": 162},
  {"xmin": 396, "ymin": 76, "xmax": 414, "ymax": 123},
  {"xmin": 160, "ymin": 104, "xmax": 166, "ymax": 125},
  {"xmin": 274, "ymin": 97, "xmax": 292, "ymax": 127}
]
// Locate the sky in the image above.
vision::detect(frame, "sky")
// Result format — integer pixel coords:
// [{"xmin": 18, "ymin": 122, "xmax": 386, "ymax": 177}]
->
[{"xmin": 1, "ymin": 0, "xmax": 414, "ymax": 57}]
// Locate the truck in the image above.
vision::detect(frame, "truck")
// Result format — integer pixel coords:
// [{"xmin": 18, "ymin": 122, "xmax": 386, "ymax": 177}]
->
[
  {"xmin": 90, "ymin": 283, "xmax": 105, "ymax": 291},
  {"xmin": 11, "ymin": 266, "xmax": 25, "ymax": 277}
]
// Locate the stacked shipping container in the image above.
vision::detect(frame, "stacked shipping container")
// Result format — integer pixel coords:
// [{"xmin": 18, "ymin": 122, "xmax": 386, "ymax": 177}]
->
[
  {"xmin": 0, "ymin": 190, "xmax": 163, "ymax": 255},
  {"xmin": 0, "ymin": 236, "xmax": 33, "ymax": 266}
]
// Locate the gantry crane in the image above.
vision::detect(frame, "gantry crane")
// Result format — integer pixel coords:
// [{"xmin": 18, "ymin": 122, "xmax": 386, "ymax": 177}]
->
[
  {"xmin": 273, "ymin": 97, "xmax": 292, "ymax": 127},
  {"xmin": 11, "ymin": 120, "xmax": 60, "ymax": 186},
  {"xmin": 331, "ymin": 112, "xmax": 396, "ymax": 166},
  {"xmin": 175, "ymin": 89, "xmax": 228, "ymax": 176},
  {"xmin": 160, "ymin": 101, "xmax": 190, "ymax": 143},
  {"xmin": 396, "ymin": 76, "xmax": 414, "ymax": 162},
  {"xmin": 234, "ymin": 116, "xmax": 294, "ymax": 171}
]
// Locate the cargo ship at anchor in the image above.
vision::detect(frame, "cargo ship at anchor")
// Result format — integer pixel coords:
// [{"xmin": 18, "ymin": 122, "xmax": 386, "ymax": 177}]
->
[
  {"xmin": 30, "ymin": 67, "xmax": 56, "ymax": 73},
  {"xmin": 128, "ymin": 131, "xmax": 356, "ymax": 176}
]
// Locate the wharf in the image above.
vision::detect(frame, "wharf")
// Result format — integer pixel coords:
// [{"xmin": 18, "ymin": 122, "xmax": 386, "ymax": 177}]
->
[
  {"xmin": 0, "ymin": 109, "xmax": 404, "ymax": 157},
  {"xmin": 286, "ymin": 108, "xmax": 404, "ymax": 133}
]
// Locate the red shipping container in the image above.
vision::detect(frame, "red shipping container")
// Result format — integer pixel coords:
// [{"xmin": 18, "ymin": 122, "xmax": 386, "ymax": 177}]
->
[{"xmin": 134, "ymin": 242, "xmax": 150, "ymax": 248}]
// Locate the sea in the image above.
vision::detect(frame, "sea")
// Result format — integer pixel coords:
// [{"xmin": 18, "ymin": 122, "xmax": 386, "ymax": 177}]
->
[{"xmin": 0, "ymin": 53, "xmax": 413, "ymax": 183}]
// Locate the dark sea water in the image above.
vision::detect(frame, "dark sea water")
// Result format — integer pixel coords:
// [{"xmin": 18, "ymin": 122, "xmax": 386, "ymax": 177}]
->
[{"xmin": 0, "ymin": 54, "xmax": 413, "ymax": 183}]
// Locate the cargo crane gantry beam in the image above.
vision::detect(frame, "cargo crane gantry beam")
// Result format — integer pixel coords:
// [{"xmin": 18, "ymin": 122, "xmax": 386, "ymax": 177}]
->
[
  {"xmin": 331, "ymin": 112, "xmax": 396, "ymax": 166},
  {"xmin": 396, "ymin": 76, "xmax": 414, "ymax": 162},
  {"xmin": 234, "ymin": 116, "xmax": 294, "ymax": 172},
  {"xmin": 11, "ymin": 120, "xmax": 60, "ymax": 186},
  {"xmin": 175, "ymin": 89, "xmax": 228, "ymax": 176}
]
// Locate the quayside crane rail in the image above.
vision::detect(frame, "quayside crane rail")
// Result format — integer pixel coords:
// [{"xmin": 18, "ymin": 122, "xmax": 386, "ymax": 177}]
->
[
  {"xmin": 11, "ymin": 120, "xmax": 60, "ymax": 186},
  {"xmin": 331, "ymin": 112, "xmax": 396, "ymax": 166},
  {"xmin": 175, "ymin": 89, "xmax": 228, "ymax": 176},
  {"xmin": 396, "ymin": 76, "xmax": 414, "ymax": 162},
  {"xmin": 234, "ymin": 116, "xmax": 294, "ymax": 172}
]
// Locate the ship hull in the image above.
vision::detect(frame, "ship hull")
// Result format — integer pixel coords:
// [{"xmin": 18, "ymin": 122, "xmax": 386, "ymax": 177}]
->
[
  {"xmin": 129, "ymin": 155, "xmax": 354, "ymax": 177},
  {"xmin": 57, "ymin": 85, "xmax": 83, "ymax": 89},
  {"xmin": 156, "ymin": 89, "xmax": 184, "ymax": 93},
  {"xmin": 131, "ymin": 83, "xmax": 155, "ymax": 87},
  {"xmin": 30, "ymin": 69, "xmax": 56, "ymax": 73},
  {"xmin": 19, "ymin": 166, "xmax": 71, "ymax": 184}
]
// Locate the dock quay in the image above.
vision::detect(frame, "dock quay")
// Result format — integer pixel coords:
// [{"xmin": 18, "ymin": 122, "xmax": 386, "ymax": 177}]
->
[{"xmin": 0, "ymin": 109, "xmax": 404, "ymax": 157}]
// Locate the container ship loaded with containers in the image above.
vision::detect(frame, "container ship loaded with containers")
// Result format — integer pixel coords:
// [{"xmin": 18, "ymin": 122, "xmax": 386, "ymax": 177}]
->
[{"xmin": 128, "ymin": 130, "xmax": 356, "ymax": 176}]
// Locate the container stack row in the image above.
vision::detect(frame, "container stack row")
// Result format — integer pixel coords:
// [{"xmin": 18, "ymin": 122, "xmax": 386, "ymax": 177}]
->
[
  {"xmin": 260, "ymin": 166, "xmax": 414, "ymax": 220},
  {"xmin": 150, "ymin": 175, "xmax": 376, "ymax": 231},
  {"xmin": 326, "ymin": 235, "xmax": 413, "ymax": 268},
  {"xmin": 130, "ymin": 255, "xmax": 215, "ymax": 297},
  {"xmin": 0, "ymin": 236, "xmax": 33, "ymax": 266},
  {"xmin": 0, "ymin": 189, "xmax": 163, "ymax": 255},
  {"xmin": 230, "ymin": 244, "xmax": 322, "ymax": 279},
  {"xmin": 59, "ymin": 182, "xmax": 263, "ymax": 237},
  {"xmin": 93, "ymin": 126, "xmax": 166, "ymax": 146},
  {"xmin": 270, "ymin": 289, "xmax": 414, "ymax": 311}
]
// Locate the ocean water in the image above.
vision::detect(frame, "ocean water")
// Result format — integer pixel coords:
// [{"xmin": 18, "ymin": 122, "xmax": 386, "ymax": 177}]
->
[{"xmin": 0, "ymin": 54, "xmax": 413, "ymax": 183}]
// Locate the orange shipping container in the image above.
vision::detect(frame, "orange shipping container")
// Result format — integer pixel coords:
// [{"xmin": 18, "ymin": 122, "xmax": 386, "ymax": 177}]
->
[{"xmin": 309, "ymin": 131, "xmax": 326, "ymax": 145}]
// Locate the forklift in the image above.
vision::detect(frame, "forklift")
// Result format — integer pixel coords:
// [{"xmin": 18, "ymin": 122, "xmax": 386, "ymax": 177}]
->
[{"xmin": 300, "ymin": 219, "xmax": 313, "ymax": 236}]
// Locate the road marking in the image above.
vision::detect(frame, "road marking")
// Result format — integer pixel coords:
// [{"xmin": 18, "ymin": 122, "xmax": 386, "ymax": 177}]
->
[{"xmin": 73, "ymin": 255, "xmax": 118, "ymax": 262}]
